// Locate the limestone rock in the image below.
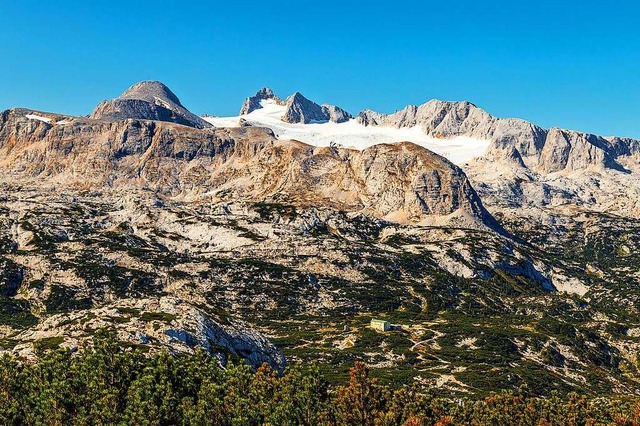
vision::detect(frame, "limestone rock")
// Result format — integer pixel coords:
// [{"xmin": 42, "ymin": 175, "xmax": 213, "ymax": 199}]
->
[
  {"xmin": 487, "ymin": 119, "xmax": 547, "ymax": 166},
  {"xmin": 537, "ymin": 128, "xmax": 617, "ymax": 173},
  {"xmin": 357, "ymin": 99, "xmax": 640, "ymax": 174},
  {"xmin": 357, "ymin": 100, "xmax": 495, "ymax": 138}
]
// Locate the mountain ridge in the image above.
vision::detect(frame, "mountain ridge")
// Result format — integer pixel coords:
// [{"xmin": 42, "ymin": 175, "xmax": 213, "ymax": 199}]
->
[
  {"xmin": 228, "ymin": 87, "xmax": 640, "ymax": 176},
  {"xmin": 0, "ymin": 106, "xmax": 501, "ymax": 233}
]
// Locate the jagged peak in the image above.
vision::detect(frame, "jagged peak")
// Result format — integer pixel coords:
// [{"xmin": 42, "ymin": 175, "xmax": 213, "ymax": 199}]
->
[
  {"xmin": 282, "ymin": 91, "xmax": 352, "ymax": 124},
  {"xmin": 254, "ymin": 87, "xmax": 277, "ymax": 99},
  {"xmin": 287, "ymin": 91, "xmax": 305, "ymax": 101},
  {"xmin": 239, "ymin": 87, "xmax": 283, "ymax": 115}
]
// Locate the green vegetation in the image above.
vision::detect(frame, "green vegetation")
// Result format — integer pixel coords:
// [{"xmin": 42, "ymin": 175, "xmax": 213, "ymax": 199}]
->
[
  {"xmin": 0, "ymin": 334, "xmax": 639, "ymax": 425},
  {"xmin": 139, "ymin": 311, "xmax": 177, "ymax": 323},
  {"xmin": 253, "ymin": 201, "xmax": 297, "ymax": 220},
  {"xmin": 2, "ymin": 196, "xmax": 640, "ymax": 400},
  {"xmin": 0, "ymin": 298, "xmax": 38, "ymax": 328},
  {"xmin": 33, "ymin": 336, "xmax": 65, "ymax": 353}
]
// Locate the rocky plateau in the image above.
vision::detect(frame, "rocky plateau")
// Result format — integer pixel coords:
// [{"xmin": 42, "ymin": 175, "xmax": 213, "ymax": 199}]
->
[{"xmin": 1, "ymin": 81, "xmax": 639, "ymax": 395}]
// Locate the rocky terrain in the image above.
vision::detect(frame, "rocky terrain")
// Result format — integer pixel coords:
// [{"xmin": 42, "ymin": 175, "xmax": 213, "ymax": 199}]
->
[
  {"xmin": 0, "ymin": 81, "xmax": 639, "ymax": 396},
  {"xmin": 357, "ymin": 99, "xmax": 640, "ymax": 173}
]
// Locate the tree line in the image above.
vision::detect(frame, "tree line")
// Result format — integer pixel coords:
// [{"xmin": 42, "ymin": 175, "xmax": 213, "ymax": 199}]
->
[{"xmin": 1, "ymin": 333, "xmax": 639, "ymax": 425}]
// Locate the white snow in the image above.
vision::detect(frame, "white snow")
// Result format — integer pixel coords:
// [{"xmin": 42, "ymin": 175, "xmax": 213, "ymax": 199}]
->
[
  {"xmin": 203, "ymin": 100, "xmax": 491, "ymax": 165},
  {"xmin": 154, "ymin": 96, "xmax": 173, "ymax": 110},
  {"xmin": 25, "ymin": 114, "xmax": 52, "ymax": 124}
]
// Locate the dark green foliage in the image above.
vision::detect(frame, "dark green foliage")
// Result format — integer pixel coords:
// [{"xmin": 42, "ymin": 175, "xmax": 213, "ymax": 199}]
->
[
  {"xmin": 139, "ymin": 311, "xmax": 177, "ymax": 323},
  {"xmin": 0, "ymin": 298, "xmax": 38, "ymax": 328},
  {"xmin": 44, "ymin": 285, "xmax": 93, "ymax": 313},
  {"xmin": 0, "ymin": 257, "xmax": 24, "ymax": 297},
  {"xmin": 253, "ymin": 202, "xmax": 297, "ymax": 220},
  {"xmin": 0, "ymin": 340, "xmax": 639, "ymax": 425}
]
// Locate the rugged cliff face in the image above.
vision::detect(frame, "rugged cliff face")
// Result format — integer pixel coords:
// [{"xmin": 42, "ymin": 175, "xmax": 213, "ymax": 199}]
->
[
  {"xmin": 354, "ymin": 98, "xmax": 640, "ymax": 220},
  {"xmin": 239, "ymin": 87, "xmax": 283, "ymax": 115},
  {"xmin": 358, "ymin": 100, "xmax": 496, "ymax": 140}
]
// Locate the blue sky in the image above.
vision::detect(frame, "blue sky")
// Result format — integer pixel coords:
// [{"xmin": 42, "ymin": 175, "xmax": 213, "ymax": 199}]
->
[{"xmin": 1, "ymin": 1, "xmax": 639, "ymax": 138}]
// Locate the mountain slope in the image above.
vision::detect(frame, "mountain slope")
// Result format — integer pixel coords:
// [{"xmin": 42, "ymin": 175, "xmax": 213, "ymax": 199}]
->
[
  {"xmin": 357, "ymin": 99, "xmax": 640, "ymax": 174},
  {"xmin": 239, "ymin": 87, "xmax": 283, "ymax": 115},
  {"xmin": 352, "ymin": 98, "xmax": 640, "ymax": 220},
  {"xmin": 204, "ymin": 98, "xmax": 491, "ymax": 165}
]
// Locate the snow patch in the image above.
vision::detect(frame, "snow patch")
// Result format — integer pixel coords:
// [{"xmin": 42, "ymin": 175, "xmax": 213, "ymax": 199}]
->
[
  {"xmin": 25, "ymin": 114, "xmax": 51, "ymax": 123},
  {"xmin": 203, "ymin": 100, "xmax": 490, "ymax": 165},
  {"xmin": 154, "ymin": 96, "xmax": 173, "ymax": 110}
]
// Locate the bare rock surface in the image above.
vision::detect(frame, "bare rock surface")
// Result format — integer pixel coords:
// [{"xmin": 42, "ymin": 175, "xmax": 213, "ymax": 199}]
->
[{"xmin": 356, "ymin": 99, "xmax": 640, "ymax": 174}]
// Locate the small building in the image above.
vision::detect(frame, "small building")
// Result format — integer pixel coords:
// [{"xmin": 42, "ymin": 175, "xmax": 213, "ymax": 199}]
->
[{"xmin": 370, "ymin": 319, "xmax": 391, "ymax": 332}]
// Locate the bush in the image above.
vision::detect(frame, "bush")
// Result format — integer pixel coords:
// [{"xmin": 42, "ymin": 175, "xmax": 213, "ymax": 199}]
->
[{"xmin": 0, "ymin": 333, "xmax": 638, "ymax": 425}]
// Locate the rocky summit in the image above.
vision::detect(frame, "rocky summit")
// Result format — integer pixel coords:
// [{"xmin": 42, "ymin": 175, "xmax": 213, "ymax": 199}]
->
[
  {"xmin": 281, "ymin": 91, "xmax": 353, "ymax": 124},
  {"xmin": 239, "ymin": 87, "xmax": 283, "ymax": 115},
  {"xmin": 1, "ymin": 81, "xmax": 640, "ymax": 396},
  {"xmin": 91, "ymin": 81, "xmax": 212, "ymax": 129}
]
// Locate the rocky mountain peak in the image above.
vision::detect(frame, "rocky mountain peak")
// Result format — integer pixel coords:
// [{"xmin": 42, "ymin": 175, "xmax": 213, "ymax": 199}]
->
[
  {"xmin": 119, "ymin": 81, "xmax": 184, "ymax": 106},
  {"xmin": 281, "ymin": 91, "xmax": 352, "ymax": 124},
  {"xmin": 255, "ymin": 87, "xmax": 277, "ymax": 100},
  {"xmin": 239, "ymin": 87, "xmax": 283, "ymax": 115},
  {"xmin": 90, "ymin": 81, "xmax": 212, "ymax": 129}
]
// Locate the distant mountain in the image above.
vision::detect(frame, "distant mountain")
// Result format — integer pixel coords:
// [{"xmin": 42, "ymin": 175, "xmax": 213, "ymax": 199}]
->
[
  {"xmin": 239, "ymin": 87, "xmax": 283, "ymax": 115},
  {"xmin": 201, "ymin": 88, "xmax": 640, "ymax": 220},
  {"xmin": 0, "ymin": 107, "xmax": 499, "ymax": 233},
  {"xmin": 281, "ymin": 91, "xmax": 352, "ymax": 124},
  {"xmin": 91, "ymin": 81, "xmax": 212, "ymax": 129},
  {"xmin": 357, "ymin": 100, "xmax": 640, "ymax": 174},
  {"xmin": 353, "ymin": 99, "xmax": 640, "ymax": 218}
]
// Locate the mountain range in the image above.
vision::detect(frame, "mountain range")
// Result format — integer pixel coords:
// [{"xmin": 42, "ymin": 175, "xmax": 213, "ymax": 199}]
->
[{"xmin": 1, "ymin": 81, "xmax": 639, "ymax": 395}]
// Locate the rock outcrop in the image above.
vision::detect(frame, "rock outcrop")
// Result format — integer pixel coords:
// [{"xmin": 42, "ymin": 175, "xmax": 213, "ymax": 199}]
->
[
  {"xmin": 91, "ymin": 81, "xmax": 212, "ymax": 129},
  {"xmin": 9, "ymin": 296, "xmax": 286, "ymax": 371},
  {"xmin": 239, "ymin": 87, "xmax": 283, "ymax": 115},
  {"xmin": 282, "ymin": 92, "xmax": 352, "ymax": 124}
]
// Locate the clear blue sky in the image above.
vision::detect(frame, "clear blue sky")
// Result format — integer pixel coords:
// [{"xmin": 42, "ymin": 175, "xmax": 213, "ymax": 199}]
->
[{"xmin": 1, "ymin": 1, "xmax": 639, "ymax": 138}]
